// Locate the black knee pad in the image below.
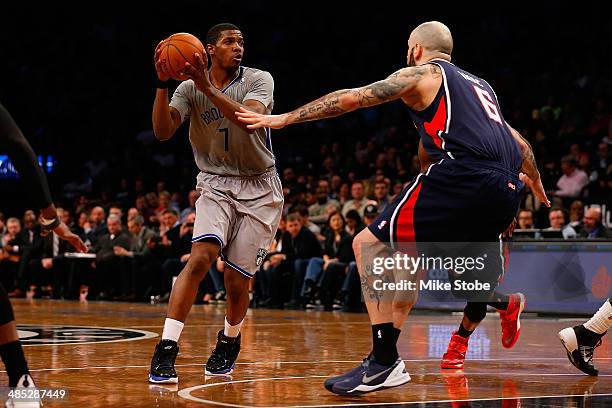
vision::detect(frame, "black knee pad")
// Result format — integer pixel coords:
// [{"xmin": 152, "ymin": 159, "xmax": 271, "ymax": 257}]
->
[
  {"xmin": 464, "ymin": 302, "xmax": 487, "ymax": 323},
  {"xmin": 0, "ymin": 284, "xmax": 15, "ymax": 325}
]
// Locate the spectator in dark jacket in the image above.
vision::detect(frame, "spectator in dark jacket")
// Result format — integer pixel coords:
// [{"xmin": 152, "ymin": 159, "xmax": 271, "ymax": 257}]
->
[
  {"xmin": 580, "ymin": 207, "xmax": 612, "ymax": 239},
  {"xmin": 91, "ymin": 214, "xmax": 131, "ymax": 299},
  {"xmin": 302, "ymin": 212, "xmax": 354, "ymax": 309},
  {"xmin": 113, "ymin": 214, "xmax": 156, "ymax": 300},
  {"xmin": 265, "ymin": 213, "xmax": 321, "ymax": 308},
  {"xmin": 1, "ymin": 218, "xmax": 25, "ymax": 294}
]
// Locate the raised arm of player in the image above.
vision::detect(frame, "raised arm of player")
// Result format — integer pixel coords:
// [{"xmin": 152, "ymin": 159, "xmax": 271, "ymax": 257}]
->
[
  {"xmin": 235, "ymin": 65, "xmax": 432, "ymax": 129},
  {"xmin": 507, "ymin": 123, "xmax": 551, "ymax": 207},
  {"xmin": 152, "ymin": 41, "xmax": 182, "ymax": 141},
  {"xmin": 182, "ymin": 53, "xmax": 267, "ymax": 133},
  {"xmin": 0, "ymin": 102, "xmax": 87, "ymax": 252}
]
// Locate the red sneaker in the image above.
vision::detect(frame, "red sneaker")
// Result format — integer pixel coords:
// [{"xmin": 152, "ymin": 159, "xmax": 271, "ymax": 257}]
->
[
  {"xmin": 499, "ymin": 293, "xmax": 526, "ymax": 349},
  {"xmin": 441, "ymin": 332, "xmax": 469, "ymax": 369}
]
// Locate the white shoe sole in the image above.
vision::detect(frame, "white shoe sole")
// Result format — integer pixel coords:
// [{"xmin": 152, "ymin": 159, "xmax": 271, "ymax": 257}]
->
[
  {"xmin": 348, "ymin": 360, "xmax": 411, "ymax": 394},
  {"xmin": 559, "ymin": 327, "xmax": 578, "ymax": 364},
  {"xmin": 148, "ymin": 375, "xmax": 178, "ymax": 384}
]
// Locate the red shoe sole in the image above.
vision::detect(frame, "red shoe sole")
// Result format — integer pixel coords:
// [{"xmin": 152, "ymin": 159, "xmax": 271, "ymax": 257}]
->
[
  {"xmin": 502, "ymin": 294, "xmax": 526, "ymax": 349},
  {"xmin": 441, "ymin": 361, "xmax": 464, "ymax": 369}
]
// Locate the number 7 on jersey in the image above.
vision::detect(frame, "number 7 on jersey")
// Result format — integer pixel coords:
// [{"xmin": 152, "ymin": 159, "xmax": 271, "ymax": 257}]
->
[{"xmin": 219, "ymin": 128, "xmax": 229, "ymax": 151}]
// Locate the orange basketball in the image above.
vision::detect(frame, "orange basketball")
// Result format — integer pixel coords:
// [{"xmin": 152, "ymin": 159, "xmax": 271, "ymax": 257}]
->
[{"xmin": 159, "ymin": 33, "xmax": 205, "ymax": 81}]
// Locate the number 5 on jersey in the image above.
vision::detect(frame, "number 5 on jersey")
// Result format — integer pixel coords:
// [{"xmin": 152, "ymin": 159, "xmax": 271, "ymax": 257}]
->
[
  {"xmin": 473, "ymin": 85, "xmax": 502, "ymax": 124},
  {"xmin": 219, "ymin": 128, "xmax": 229, "ymax": 151}
]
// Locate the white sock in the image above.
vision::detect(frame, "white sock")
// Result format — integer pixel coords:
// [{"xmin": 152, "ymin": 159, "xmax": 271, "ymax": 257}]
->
[
  {"xmin": 162, "ymin": 318, "xmax": 184, "ymax": 342},
  {"xmin": 224, "ymin": 316, "xmax": 244, "ymax": 338},
  {"xmin": 584, "ymin": 299, "xmax": 612, "ymax": 335}
]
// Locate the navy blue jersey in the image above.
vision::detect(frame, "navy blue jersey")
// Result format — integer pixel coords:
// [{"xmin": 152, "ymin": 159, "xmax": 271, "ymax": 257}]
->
[{"xmin": 407, "ymin": 59, "xmax": 522, "ymax": 172}]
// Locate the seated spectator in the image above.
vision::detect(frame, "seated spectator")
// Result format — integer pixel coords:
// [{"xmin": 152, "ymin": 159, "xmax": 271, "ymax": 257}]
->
[
  {"xmin": 0, "ymin": 212, "xmax": 6, "ymax": 242},
  {"xmin": 127, "ymin": 207, "xmax": 140, "ymax": 222},
  {"xmin": 329, "ymin": 175, "xmax": 342, "ymax": 202},
  {"xmin": 16, "ymin": 210, "xmax": 44, "ymax": 298},
  {"xmin": 256, "ymin": 216, "xmax": 286, "ymax": 305},
  {"xmin": 1, "ymin": 218, "xmax": 25, "ymax": 294},
  {"xmin": 345, "ymin": 209, "xmax": 365, "ymax": 237},
  {"xmin": 553, "ymin": 155, "xmax": 589, "ymax": 200},
  {"xmin": 144, "ymin": 209, "xmax": 182, "ymax": 301},
  {"xmin": 308, "ymin": 180, "xmax": 340, "ymax": 225},
  {"xmin": 342, "ymin": 181, "xmax": 377, "ymax": 218},
  {"xmin": 517, "ymin": 209, "xmax": 535, "ymax": 229},
  {"xmin": 109, "ymin": 206, "xmax": 123, "ymax": 222},
  {"xmin": 26, "ymin": 208, "xmax": 77, "ymax": 299},
  {"xmin": 113, "ymin": 214, "xmax": 156, "ymax": 301},
  {"xmin": 338, "ymin": 183, "xmax": 350, "ymax": 207},
  {"xmin": 296, "ymin": 206, "xmax": 321, "ymax": 236},
  {"xmin": 568, "ymin": 200, "xmax": 585, "ymax": 234},
  {"xmin": 159, "ymin": 212, "xmax": 195, "ymax": 302},
  {"xmin": 303, "ymin": 212, "xmax": 355, "ymax": 310},
  {"xmin": 58, "ymin": 207, "xmax": 76, "ymax": 231},
  {"xmin": 363, "ymin": 204, "xmax": 379, "ymax": 227},
  {"xmin": 580, "ymin": 207, "xmax": 612, "ymax": 239},
  {"xmin": 87, "ymin": 206, "xmax": 108, "ymax": 245},
  {"xmin": 91, "ymin": 214, "xmax": 131, "ymax": 300},
  {"xmin": 263, "ymin": 214, "xmax": 321, "ymax": 309},
  {"xmin": 373, "ymin": 181, "xmax": 391, "ymax": 213},
  {"xmin": 544, "ymin": 208, "xmax": 577, "ymax": 239},
  {"xmin": 180, "ymin": 190, "xmax": 199, "ymax": 223}
]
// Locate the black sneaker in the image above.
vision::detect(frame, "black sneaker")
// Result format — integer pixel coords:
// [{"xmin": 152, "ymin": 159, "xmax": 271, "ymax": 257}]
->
[
  {"xmin": 559, "ymin": 326, "xmax": 601, "ymax": 376},
  {"xmin": 205, "ymin": 330, "xmax": 241, "ymax": 375},
  {"xmin": 149, "ymin": 339, "xmax": 179, "ymax": 383}
]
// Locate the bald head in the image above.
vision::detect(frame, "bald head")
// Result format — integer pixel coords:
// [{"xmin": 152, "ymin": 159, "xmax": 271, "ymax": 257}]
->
[
  {"xmin": 410, "ymin": 21, "xmax": 453, "ymax": 56},
  {"xmin": 584, "ymin": 207, "xmax": 603, "ymax": 232}
]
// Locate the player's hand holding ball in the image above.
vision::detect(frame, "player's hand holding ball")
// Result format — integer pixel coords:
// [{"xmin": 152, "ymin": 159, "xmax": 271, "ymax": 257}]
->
[
  {"xmin": 154, "ymin": 33, "xmax": 205, "ymax": 83},
  {"xmin": 154, "ymin": 40, "xmax": 171, "ymax": 82}
]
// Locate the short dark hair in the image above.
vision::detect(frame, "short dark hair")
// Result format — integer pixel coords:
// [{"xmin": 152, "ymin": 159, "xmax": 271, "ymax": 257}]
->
[
  {"xmin": 286, "ymin": 213, "xmax": 301, "ymax": 223},
  {"xmin": 561, "ymin": 155, "xmax": 578, "ymax": 166},
  {"xmin": 295, "ymin": 206, "xmax": 309, "ymax": 217},
  {"xmin": 206, "ymin": 23, "xmax": 240, "ymax": 45},
  {"xmin": 162, "ymin": 208, "xmax": 179, "ymax": 218}
]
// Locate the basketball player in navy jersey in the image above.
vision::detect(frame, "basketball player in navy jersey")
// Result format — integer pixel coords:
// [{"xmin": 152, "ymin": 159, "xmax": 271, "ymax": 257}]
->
[{"xmin": 238, "ymin": 21, "xmax": 550, "ymax": 395}]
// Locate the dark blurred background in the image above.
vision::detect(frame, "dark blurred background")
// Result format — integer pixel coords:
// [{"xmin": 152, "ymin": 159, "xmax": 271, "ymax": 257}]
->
[{"xmin": 0, "ymin": 2, "xmax": 610, "ymax": 218}]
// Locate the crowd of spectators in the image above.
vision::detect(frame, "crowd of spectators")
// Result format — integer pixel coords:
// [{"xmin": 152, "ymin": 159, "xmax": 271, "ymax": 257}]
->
[{"xmin": 0, "ymin": 6, "xmax": 611, "ymax": 310}]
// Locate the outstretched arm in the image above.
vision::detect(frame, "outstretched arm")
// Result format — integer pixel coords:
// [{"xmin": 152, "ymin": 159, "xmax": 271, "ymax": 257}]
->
[
  {"xmin": 0, "ymin": 102, "xmax": 87, "ymax": 252},
  {"xmin": 507, "ymin": 123, "xmax": 551, "ymax": 207},
  {"xmin": 236, "ymin": 65, "xmax": 431, "ymax": 129}
]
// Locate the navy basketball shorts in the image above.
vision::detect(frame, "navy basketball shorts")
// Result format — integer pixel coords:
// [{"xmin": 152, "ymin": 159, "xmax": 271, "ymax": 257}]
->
[{"xmin": 368, "ymin": 158, "xmax": 523, "ymax": 300}]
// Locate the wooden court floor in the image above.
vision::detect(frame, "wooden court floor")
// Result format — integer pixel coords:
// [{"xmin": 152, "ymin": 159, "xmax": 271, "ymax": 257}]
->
[{"xmin": 2, "ymin": 299, "xmax": 612, "ymax": 407}]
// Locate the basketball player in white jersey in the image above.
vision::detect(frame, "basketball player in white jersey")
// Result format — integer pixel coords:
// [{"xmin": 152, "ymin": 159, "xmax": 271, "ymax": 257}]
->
[{"xmin": 148, "ymin": 23, "xmax": 283, "ymax": 383}]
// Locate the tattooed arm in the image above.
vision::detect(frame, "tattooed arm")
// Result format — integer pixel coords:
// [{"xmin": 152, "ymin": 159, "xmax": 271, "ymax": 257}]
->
[
  {"xmin": 236, "ymin": 65, "xmax": 431, "ymax": 129},
  {"xmin": 507, "ymin": 123, "xmax": 551, "ymax": 207}
]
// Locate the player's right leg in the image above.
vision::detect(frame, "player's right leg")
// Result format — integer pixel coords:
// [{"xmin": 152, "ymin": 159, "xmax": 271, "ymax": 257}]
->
[
  {"xmin": 325, "ymin": 228, "xmax": 411, "ymax": 395},
  {"xmin": 148, "ymin": 241, "xmax": 220, "ymax": 384},
  {"xmin": 559, "ymin": 298, "xmax": 612, "ymax": 376}
]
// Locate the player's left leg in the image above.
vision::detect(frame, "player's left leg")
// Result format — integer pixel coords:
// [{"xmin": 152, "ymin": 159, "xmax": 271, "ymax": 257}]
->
[
  {"xmin": 559, "ymin": 298, "xmax": 612, "ymax": 376},
  {"xmin": 0, "ymin": 283, "xmax": 40, "ymax": 407},
  {"xmin": 204, "ymin": 169, "xmax": 284, "ymax": 376},
  {"xmin": 205, "ymin": 265, "xmax": 249, "ymax": 375}
]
